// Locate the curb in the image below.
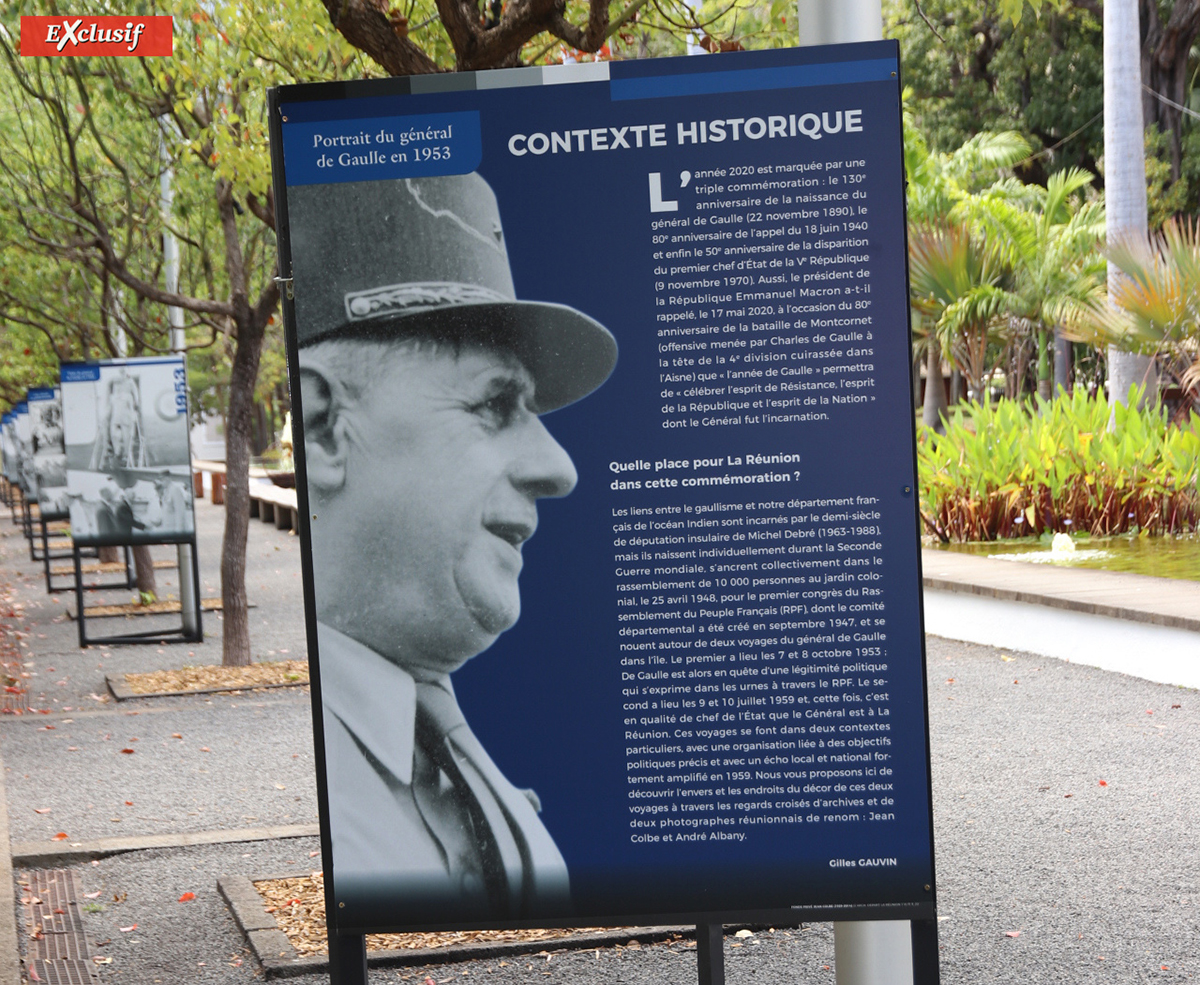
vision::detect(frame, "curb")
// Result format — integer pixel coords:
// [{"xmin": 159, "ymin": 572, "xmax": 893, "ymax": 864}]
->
[
  {"xmin": 12, "ymin": 823, "xmax": 320, "ymax": 867},
  {"xmin": 218, "ymin": 875, "xmax": 692, "ymax": 978},
  {"xmin": 922, "ymin": 575, "xmax": 1200, "ymax": 634},
  {"xmin": 105, "ymin": 674, "xmax": 309, "ymax": 702},
  {"xmin": 0, "ymin": 740, "xmax": 22, "ymax": 985}
]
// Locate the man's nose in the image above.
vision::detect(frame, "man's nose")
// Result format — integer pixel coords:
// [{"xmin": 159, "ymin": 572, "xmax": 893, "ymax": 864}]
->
[{"xmin": 511, "ymin": 416, "xmax": 578, "ymax": 499}]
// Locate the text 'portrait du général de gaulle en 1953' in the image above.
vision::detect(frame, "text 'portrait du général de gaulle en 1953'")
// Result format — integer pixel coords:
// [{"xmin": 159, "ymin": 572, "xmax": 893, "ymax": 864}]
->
[{"xmin": 288, "ymin": 172, "xmax": 618, "ymax": 924}]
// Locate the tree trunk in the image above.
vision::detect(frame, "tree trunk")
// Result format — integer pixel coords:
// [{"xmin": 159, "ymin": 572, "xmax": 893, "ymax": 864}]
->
[
  {"xmin": 1107, "ymin": 0, "xmax": 1155, "ymax": 417},
  {"xmin": 1053, "ymin": 328, "xmax": 1072, "ymax": 396},
  {"xmin": 98, "ymin": 546, "xmax": 120, "ymax": 563},
  {"xmin": 220, "ymin": 325, "xmax": 265, "ymax": 665},
  {"xmin": 215, "ymin": 179, "xmax": 270, "ymax": 667},
  {"xmin": 1108, "ymin": 346, "xmax": 1159, "ymax": 408},
  {"xmin": 131, "ymin": 545, "xmax": 157, "ymax": 600},
  {"xmin": 1139, "ymin": 0, "xmax": 1200, "ymax": 182},
  {"xmin": 1036, "ymin": 328, "xmax": 1052, "ymax": 401},
  {"xmin": 922, "ymin": 341, "xmax": 948, "ymax": 431},
  {"xmin": 949, "ymin": 368, "xmax": 964, "ymax": 404}
]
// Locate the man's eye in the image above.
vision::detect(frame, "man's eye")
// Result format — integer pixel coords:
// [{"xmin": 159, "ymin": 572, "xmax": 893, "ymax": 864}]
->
[{"xmin": 472, "ymin": 387, "xmax": 522, "ymax": 426}]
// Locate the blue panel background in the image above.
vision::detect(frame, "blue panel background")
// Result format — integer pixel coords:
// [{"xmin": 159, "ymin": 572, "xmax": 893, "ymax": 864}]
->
[{"xmin": 280, "ymin": 42, "xmax": 932, "ymax": 927}]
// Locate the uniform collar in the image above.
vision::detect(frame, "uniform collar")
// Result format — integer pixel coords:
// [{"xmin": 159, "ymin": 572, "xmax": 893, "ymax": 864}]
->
[{"xmin": 316, "ymin": 622, "xmax": 417, "ymax": 785}]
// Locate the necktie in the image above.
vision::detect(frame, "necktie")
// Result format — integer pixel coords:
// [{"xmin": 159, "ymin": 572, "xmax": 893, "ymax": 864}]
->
[{"xmin": 415, "ymin": 681, "xmax": 530, "ymax": 916}]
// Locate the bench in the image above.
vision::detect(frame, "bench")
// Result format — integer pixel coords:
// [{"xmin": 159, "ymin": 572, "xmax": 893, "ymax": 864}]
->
[{"xmin": 248, "ymin": 483, "xmax": 299, "ymax": 532}]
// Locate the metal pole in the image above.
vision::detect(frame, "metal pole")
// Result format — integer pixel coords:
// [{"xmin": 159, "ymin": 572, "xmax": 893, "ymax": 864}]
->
[
  {"xmin": 795, "ymin": 5, "xmax": 928, "ymax": 983},
  {"xmin": 795, "ymin": 0, "xmax": 881, "ymax": 47},
  {"xmin": 834, "ymin": 920, "xmax": 914, "ymax": 985},
  {"xmin": 695, "ymin": 924, "xmax": 725, "ymax": 985},
  {"xmin": 328, "ymin": 932, "xmax": 368, "ymax": 985},
  {"xmin": 160, "ymin": 125, "xmax": 200, "ymax": 638}
]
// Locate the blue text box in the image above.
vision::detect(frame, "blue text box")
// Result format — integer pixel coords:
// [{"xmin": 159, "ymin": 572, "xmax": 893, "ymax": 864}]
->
[{"xmin": 282, "ymin": 111, "xmax": 482, "ymax": 186}]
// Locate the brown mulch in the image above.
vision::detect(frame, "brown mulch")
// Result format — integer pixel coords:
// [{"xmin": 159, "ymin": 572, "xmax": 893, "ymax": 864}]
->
[
  {"xmin": 254, "ymin": 872, "xmax": 613, "ymax": 957},
  {"xmin": 124, "ymin": 660, "xmax": 309, "ymax": 695},
  {"xmin": 80, "ymin": 597, "xmax": 225, "ymax": 618}
]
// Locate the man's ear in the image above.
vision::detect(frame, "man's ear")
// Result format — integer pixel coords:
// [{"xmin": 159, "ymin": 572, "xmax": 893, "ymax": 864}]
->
[{"xmin": 298, "ymin": 365, "xmax": 349, "ymax": 494}]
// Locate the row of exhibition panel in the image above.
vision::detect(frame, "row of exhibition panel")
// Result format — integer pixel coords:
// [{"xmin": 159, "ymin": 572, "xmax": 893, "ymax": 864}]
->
[{"xmin": 0, "ymin": 355, "xmax": 203, "ymax": 648}]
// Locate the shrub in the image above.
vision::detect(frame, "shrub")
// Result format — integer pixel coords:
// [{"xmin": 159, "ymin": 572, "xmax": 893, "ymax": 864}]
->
[{"xmin": 918, "ymin": 390, "xmax": 1200, "ymax": 542}]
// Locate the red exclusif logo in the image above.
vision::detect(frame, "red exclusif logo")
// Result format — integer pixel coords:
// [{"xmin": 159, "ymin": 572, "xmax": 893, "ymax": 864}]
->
[{"xmin": 20, "ymin": 16, "xmax": 173, "ymax": 56}]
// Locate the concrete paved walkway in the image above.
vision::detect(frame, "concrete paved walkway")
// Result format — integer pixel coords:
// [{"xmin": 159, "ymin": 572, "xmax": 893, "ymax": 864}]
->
[
  {"xmin": 922, "ymin": 548, "xmax": 1200, "ymax": 632},
  {"xmin": 1, "ymin": 502, "xmax": 1198, "ymax": 984}
]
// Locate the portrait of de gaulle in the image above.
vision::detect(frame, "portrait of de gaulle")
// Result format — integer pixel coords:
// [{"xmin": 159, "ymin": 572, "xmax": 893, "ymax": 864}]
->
[{"xmin": 287, "ymin": 173, "xmax": 617, "ymax": 925}]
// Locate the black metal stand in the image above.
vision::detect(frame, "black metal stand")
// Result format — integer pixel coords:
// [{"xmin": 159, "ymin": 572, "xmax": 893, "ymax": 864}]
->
[
  {"xmin": 72, "ymin": 536, "xmax": 203, "ymax": 648},
  {"xmin": 45, "ymin": 540, "xmax": 131, "ymax": 595},
  {"xmin": 696, "ymin": 924, "xmax": 724, "ymax": 985},
  {"xmin": 33, "ymin": 514, "xmax": 79, "ymax": 564},
  {"xmin": 21, "ymin": 498, "xmax": 35, "ymax": 553},
  {"xmin": 910, "ymin": 918, "xmax": 941, "ymax": 984},
  {"xmin": 328, "ymin": 932, "xmax": 368, "ymax": 985}
]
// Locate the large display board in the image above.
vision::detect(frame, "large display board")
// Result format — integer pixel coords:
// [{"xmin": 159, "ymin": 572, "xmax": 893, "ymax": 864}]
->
[
  {"xmin": 28, "ymin": 387, "xmax": 69, "ymax": 520},
  {"xmin": 271, "ymin": 42, "xmax": 935, "ymax": 935},
  {"xmin": 13, "ymin": 401, "xmax": 33, "ymax": 497},
  {"xmin": 1, "ymin": 411, "xmax": 17, "ymax": 484},
  {"xmin": 60, "ymin": 357, "xmax": 196, "ymax": 546}
]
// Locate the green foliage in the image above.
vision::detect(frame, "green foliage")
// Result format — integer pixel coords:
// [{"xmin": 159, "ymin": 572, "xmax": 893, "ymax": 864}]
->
[
  {"xmin": 904, "ymin": 113, "xmax": 1031, "ymax": 224},
  {"xmin": 1143, "ymin": 125, "xmax": 1191, "ymax": 228},
  {"xmin": 1072, "ymin": 217, "xmax": 1200, "ymax": 391},
  {"xmin": 889, "ymin": 0, "xmax": 1102, "ymax": 181},
  {"xmin": 908, "ymin": 222, "xmax": 1016, "ymax": 397},
  {"xmin": 918, "ymin": 389, "xmax": 1200, "ymax": 542}
]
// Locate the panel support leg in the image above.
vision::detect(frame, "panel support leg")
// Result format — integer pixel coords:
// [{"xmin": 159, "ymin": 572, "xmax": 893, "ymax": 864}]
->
[
  {"xmin": 835, "ymin": 921, "xmax": 914, "ymax": 985},
  {"xmin": 178, "ymin": 540, "xmax": 200, "ymax": 639},
  {"xmin": 909, "ymin": 919, "xmax": 940, "ymax": 985},
  {"xmin": 328, "ymin": 932, "xmax": 367, "ymax": 985},
  {"xmin": 696, "ymin": 923, "xmax": 724, "ymax": 985},
  {"xmin": 73, "ymin": 546, "xmax": 87, "ymax": 649}
]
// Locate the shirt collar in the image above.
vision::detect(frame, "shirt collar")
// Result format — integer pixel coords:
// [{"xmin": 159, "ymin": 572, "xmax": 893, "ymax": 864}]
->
[{"xmin": 316, "ymin": 622, "xmax": 417, "ymax": 785}]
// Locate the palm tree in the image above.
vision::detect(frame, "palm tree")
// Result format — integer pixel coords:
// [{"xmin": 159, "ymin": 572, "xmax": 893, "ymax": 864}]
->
[
  {"xmin": 909, "ymin": 222, "xmax": 1016, "ymax": 407},
  {"xmin": 953, "ymin": 169, "xmax": 1106, "ymax": 400},
  {"xmin": 1071, "ymin": 218, "xmax": 1200, "ymax": 397},
  {"xmin": 1105, "ymin": 0, "xmax": 1158, "ymax": 408},
  {"xmin": 904, "ymin": 121, "xmax": 1030, "ymax": 427}
]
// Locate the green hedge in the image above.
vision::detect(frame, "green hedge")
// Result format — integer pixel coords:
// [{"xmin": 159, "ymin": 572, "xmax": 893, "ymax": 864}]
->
[{"xmin": 918, "ymin": 391, "xmax": 1200, "ymax": 542}]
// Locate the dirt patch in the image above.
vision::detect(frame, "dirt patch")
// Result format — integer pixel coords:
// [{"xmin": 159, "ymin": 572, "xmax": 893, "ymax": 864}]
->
[
  {"xmin": 254, "ymin": 872, "xmax": 611, "ymax": 957},
  {"xmin": 80, "ymin": 597, "xmax": 225, "ymax": 618},
  {"xmin": 124, "ymin": 660, "xmax": 309, "ymax": 695}
]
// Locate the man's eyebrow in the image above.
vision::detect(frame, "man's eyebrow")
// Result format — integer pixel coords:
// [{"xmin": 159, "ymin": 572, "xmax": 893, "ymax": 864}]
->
[{"xmin": 476, "ymin": 368, "xmax": 535, "ymax": 400}]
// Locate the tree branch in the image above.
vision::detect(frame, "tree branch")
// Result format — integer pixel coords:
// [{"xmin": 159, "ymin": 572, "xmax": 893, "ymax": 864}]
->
[{"xmin": 321, "ymin": 0, "xmax": 443, "ymax": 74}]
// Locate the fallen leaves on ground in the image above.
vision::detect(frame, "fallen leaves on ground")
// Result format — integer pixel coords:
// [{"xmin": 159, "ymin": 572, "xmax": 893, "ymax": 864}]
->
[
  {"xmin": 123, "ymin": 660, "xmax": 308, "ymax": 695},
  {"xmin": 51, "ymin": 833, "xmax": 67, "ymax": 841},
  {"xmin": 178, "ymin": 892, "xmax": 195, "ymax": 903},
  {"xmin": 254, "ymin": 873, "xmax": 612, "ymax": 957}
]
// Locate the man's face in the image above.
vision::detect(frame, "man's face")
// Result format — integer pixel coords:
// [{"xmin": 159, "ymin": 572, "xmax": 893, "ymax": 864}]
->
[{"xmin": 315, "ymin": 343, "xmax": 578, "ymax": 674}]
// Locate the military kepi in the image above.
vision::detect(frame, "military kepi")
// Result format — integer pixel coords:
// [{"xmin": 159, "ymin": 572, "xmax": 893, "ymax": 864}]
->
[{"xmin": 288, "ymin": 173, "xmax": 617, "ymax": 413}]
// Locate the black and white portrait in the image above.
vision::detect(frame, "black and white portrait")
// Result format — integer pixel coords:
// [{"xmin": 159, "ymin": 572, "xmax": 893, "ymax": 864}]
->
[
  {"xmin": 14, "ymin": 407, "xmax": 36, "ymax": 498},
  {"xmin": 1, "ymin": 416, "xmax": 17, "ymax": 483},
  {"xmin": 31, "ymin": 391, "xmax": 69, "ymax": 520},
  {"xmin": 289, "ymin": 173, "xmax": 617, "ymax": 922},
  {"xmin": 61, "ymin": 358, "xmax": 195, "ymax": 546}
]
